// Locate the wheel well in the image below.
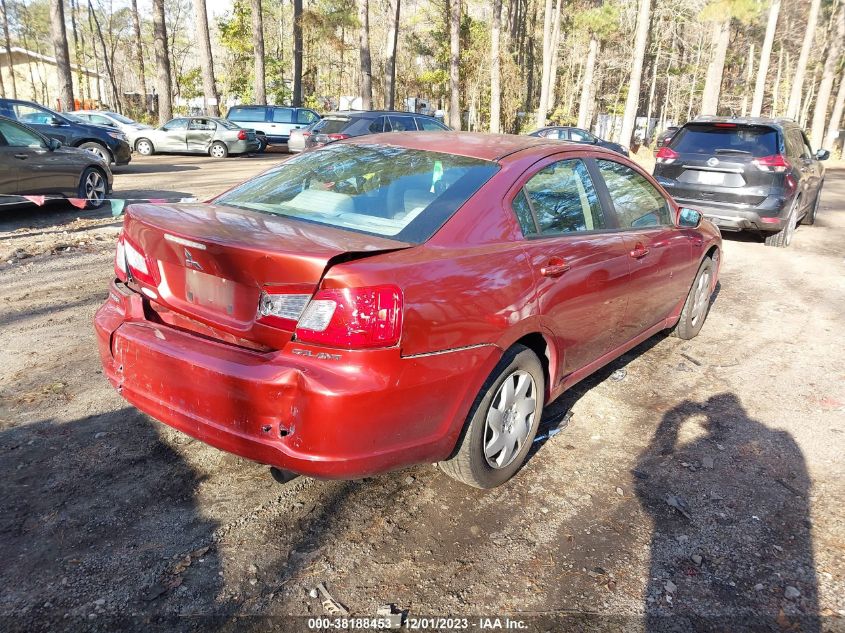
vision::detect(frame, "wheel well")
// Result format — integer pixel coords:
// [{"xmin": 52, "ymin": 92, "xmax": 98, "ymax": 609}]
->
[
  {"xmin": 74, "ymin": 139, "xmax": 107, "ymax": 149},
  {"xmin": 513, "ymin": 333, "xmax": 551, "ymax": 403}
]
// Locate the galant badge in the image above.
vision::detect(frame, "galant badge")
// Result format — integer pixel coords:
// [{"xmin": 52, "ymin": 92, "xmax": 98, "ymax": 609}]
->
[
  {"xmin": 706, "ymin": 157, "xmax": 720, "ymax": 167},
  {"xmin": 184, "ymin": 248, "xmax": 203, "ymax": 271}
]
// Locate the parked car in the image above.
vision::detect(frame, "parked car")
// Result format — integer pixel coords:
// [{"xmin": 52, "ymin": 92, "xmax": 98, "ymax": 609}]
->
[
  {"xmin": 71, "ymin": 110, "xmax": 153, "ymax": 146},
  {"xmin": 304, "ymin": 110, "xmax": 450, "ymax": 150},
  {"xmin": 0, "ymin": 98, "xmax": 131, "ymax": 166},
  {"xmin": 287, "ymin": 121, "xmax": 318, "ymax": 154},
  {"xmin": 653, "ymin": 125, "xmax": 679, "ymax": 151},
  {"xmin": 132, "ymin": 117, "xmax": 260, "ymax": 158},
  {"xmin": 529, "ymin": 126, "xmax": 629, "ymax": 156},
  {"xmin": 95, "ymin": 133, "xmax": 720, "ymax": 488},
  {"xmin": 653, "ymin": 116, "xmax": 829, "ymax": 247},
  {"xmin": 226, "ymin": 105, "xmax": 321, "ymax": 150},
  {"xmin": 0, "ymin": 114, "xmax": 112, "ymax": 207}
]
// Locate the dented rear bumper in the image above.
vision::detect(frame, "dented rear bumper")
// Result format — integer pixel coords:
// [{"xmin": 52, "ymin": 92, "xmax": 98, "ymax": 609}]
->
[{"xmin": 94, "ymin": 281, "xmax": 499, "ymax": 478}]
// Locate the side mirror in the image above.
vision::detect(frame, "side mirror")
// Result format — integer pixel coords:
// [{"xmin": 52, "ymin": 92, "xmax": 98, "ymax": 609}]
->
[
  {"xmin": 49, "ymin": 116, "xmax": 66, "ymax": 126},
  {"xmin": 47, "ymin": 138, "xmax": 61, "ymax": 151},
  {"xmin": 815, "ymin": 149, "xmax": 830, "ymax": 161},
  {"xmin": 678, "ymin": 207, "xmax": 702, "ymax": 228}
]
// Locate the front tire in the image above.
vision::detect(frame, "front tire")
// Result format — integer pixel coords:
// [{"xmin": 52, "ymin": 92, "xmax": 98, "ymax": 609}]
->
[
  {"xmin": 135, "ymin": 138, "xmax": 154, "ymax": 156},
  {"xmin": 78, "ymin": 141, "xmax": 111, "ymax": 164},
  {"xmin": 439, "ymin": 345, "xmax": 544, "ymax": 489},
  {"xmin": 670, "ymin": 256, "xmax": 715, "ymax": 340},
  {"xmin": 77, "ymin": 166, "xmax": 107, "ymax": 209},
  {"xmin": 209, "ymin": 141, "xmax": 229, "ymax": 159}
]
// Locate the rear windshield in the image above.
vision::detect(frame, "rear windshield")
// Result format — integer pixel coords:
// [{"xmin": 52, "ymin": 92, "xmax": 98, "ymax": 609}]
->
[
  {"xmin": 215, "ymin": 143, "xmax": 498, "ymax": 243},
  {"xmin": 216, "ymin": 118, "xmax": 240, "ymax": 130},
  {"xmin": 314, "ymin": 117, "xmax": 351, "ymax": 134},
  {"xmin": 670, "ymin": 124, "xmax": 779, "ymax": 157}
]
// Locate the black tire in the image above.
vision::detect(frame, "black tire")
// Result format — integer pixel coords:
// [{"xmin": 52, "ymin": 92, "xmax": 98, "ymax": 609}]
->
[
  {"xmin": 78, "ymin": 141, "xmax": 112, "ymax": 164},
  {"xmin": 439, "ymin": 345, "xmax": 545, "ymax": 489},
  {"xmin": 764, "ymin": 196, "xmax": 800, "ymax": 248},
  {"xmin": 670, "ymin": 257, "xmax": 715, "ymax": 340},
  {"xmin": 135, "ymin": 138, "xmax": 154, "ymax": 156},
  {"xmin": 209, "ymin": 141, "xmax": 229, "ymax": 159},
  {"xmin": 801, "ymin": 180, "xmax": 823, "ymax": 225},
  {"xmin": 256, "ymin": 136, "xmax": 268, "ymax": 153},
  {"xmin": 77, "ymin": 166, "xmax": 107, "ymax": 209}
]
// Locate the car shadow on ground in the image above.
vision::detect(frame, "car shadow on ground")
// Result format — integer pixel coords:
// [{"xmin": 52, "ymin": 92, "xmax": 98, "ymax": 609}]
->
[{"xmin": 113, "ymin": 164, "xmax": 202, "ymax": 175}]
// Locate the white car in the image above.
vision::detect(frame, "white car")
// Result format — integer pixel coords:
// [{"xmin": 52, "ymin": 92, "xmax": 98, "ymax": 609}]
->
[{"xmin": 71, "ymin": 110, "xmax": 153, "ymax": 146}]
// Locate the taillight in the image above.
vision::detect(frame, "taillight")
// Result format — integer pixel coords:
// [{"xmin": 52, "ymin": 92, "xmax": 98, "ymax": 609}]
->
[
  {"xmin": 256, "ymin": 290, "xmax": 312, "ymax": 330},
  {"xmin": 302, "ymin": 131, "xmax": 311, "ymax": 137},
  {"xmin": 237, "ymin": 130, "xmax": 247, "ymax": 140},
  {"xmin": 326, "ymin": 133, "xmax": 350, "ymax": 141},
  {"xmin": 656, "ymin": 146, "xmax": 679, "ymax": 163},
  {"xmin": 118, "ymin": 234, "xmax": 157, "ymax": 286},
  {"xmin": 752, "ymin": 154, "xmax": 791, "ymax": 173},
  {"xmin": 294, "ymin": 285, "xmax": 403, "ymax": 349},
  {"xmin": 114, "ymin": 234, "xmax": 128, "ymax": 281}
]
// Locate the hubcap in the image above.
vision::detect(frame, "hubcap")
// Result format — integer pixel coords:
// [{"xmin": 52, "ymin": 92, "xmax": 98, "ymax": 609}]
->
[
  {"xmin": 483, "ymin": 370, "xmax": 537, "ymax": 469},
  {"xmin": 138, "ymin": 141, "xmax": 151, "ymax": 154},
  {"xmin": 690, "ymin": 269, "xmax": 711, "ymax": 327},
  {"xmin": 211, "ymin": 145, "xmax": 225, "ymax": 157},
  {"xmin": 84, "ymin": 171, "xmax": 105, "ymax": 202}
]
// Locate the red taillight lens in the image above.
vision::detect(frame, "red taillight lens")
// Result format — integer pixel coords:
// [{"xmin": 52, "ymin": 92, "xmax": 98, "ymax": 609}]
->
[
  {"xmin": 752, "ymin": 154, "xmax": 791, "ymax": 173},
  {"xmin": 294, "ymin": 285, "xmax": 403, "ymax": 349},
  {"xmin": 326, "ymin": 133, "xmax": 350, "ymax": 141},
  {"xmin": 656, "ymin": 146, "xmax": 679, "ymax": 163},
  {"xmin": 117, "ymin": 234, "xmax": 157, "ymax": 286},
  {"xmin": 115, "ymin": 234, "xmax": 128, "ymax": 281},
  {"xmin": 237, "ymin": 130, "xmax": 247, "ymax": 140},
  {"xmin": 302, "ymin": 131, "xmax": 311, "ymax": 137}
]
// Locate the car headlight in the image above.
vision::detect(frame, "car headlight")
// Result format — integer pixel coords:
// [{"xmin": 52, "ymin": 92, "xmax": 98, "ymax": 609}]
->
[{"xmin": 107, "ymin": 131, "xmax": 127, "ymax": 141}]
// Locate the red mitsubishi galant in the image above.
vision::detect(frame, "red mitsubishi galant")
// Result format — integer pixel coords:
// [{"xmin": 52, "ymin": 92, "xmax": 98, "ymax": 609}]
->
[{"xmin": 95, "ymin": 133, "xmax": 721, "ymax": 488}]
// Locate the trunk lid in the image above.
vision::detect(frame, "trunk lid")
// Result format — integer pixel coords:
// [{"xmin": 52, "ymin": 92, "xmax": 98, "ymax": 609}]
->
[{"xmin": 122, "ymin": 202, "xmax": 410, "ymax": 349}]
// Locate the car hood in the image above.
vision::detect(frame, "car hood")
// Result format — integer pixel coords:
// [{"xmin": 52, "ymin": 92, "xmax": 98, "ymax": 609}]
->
[{"xmin": 54, "ymin": 144, "xmax": 111, "ymax": 167}]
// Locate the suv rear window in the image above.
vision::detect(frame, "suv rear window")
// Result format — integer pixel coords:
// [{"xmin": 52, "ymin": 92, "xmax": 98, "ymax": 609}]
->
[
  {"xmin": 315, "ymin": 117, "xmax": 351, "ymax": 134},
  {"xmin": 215, "ymin": 143, "xmax": 498, "ymax": 243},
  {"xmin": 670, "ymin": 124, "xmax": 779, "ymax": 157}
]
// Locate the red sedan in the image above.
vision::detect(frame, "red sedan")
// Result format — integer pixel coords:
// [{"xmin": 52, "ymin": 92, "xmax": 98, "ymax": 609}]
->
[{"xmin": 94, "ymin": 133, "xmax": 721, "ymax": 488}]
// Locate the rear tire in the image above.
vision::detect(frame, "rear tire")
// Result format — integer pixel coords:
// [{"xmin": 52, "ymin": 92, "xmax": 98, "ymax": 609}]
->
[
  {"xmin": 764, "ymin": 196, "xmax": 799, "ymax": 248},
  {"xmin": 670, "ymin": 257, "xmax": 715, "ymax": 340},
  {"xmin": 801, "ymin": 181, "xmax": 822, "ymax": 225},
  {"xmin": 135, "ymin": 138, "xmax": 154, "ymax": 156},
  {"xmin": 256, "ymin": 136, "xmax": 268, "ymax": 153},
  {"xmin": 439, "ymin": 345, "xmax": 544, "ymax": 489},
  {"xmin": 209, "ymin": 141, "xmax": 229, "ymax": 159},
  {"xmin": 77, "ymin": 166, "xmax": 107, "ymax": 209}
]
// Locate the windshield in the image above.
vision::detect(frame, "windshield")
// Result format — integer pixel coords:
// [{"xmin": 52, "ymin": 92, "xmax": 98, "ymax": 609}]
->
[
  {"xmin": 215, "ymin": 143, "xmax": 498, "ymax": 243},
  {"xmin": 671, "ymin": 124, "xmax": 779, "ymax": 157}
]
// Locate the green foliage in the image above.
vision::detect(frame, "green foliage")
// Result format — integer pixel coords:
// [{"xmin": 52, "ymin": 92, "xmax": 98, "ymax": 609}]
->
[
  {"xmin": 700, "ymin": 0, "xmax": 760, "ymax": 24},
  {"xmin": 574, "ymin": 2, "xmax": 622, "ymax": 40}
]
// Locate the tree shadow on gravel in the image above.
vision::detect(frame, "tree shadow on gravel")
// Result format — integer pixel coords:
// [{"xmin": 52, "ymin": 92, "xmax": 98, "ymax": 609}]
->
[{"xmin": 634, "ymin": 393, "xmax": 819, "ymax": 632}]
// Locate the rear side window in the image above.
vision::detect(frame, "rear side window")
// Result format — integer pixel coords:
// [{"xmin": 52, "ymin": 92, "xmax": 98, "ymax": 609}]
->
[
  {"xmin": 271, "ymin": 108, "xmax": 294, "ymax": 123},
  {"xmin": 388, "ymin": 116, "xmax": 417, "ymax": 132},
  {"xmin": 315, "ymin": 117, "xmax": 351, "ymax": 134},
  {"xmin": 670, "ymin": 124, "xmax": 778, "ymax": 157},
  {"xmin": 228, "ymin": 107, "xmax": 267, "ymax": 122},
  {"xmin": 522, "ymin": 159, "xmax": 605, "ymax": 234},
  {"xmin": 368, "ymin": 117, "xmax": 386, "ymax": 133},
  {"xmin": 162, "ymin": 118, "xmax": 189, "ymax": 131},
  {"xmin": 215, "ymin": 143, "xmax": 498, "ymax": 243},
  {"xmin": 596, "ymin": 159, "xmax": 671, "ymax": 228}
]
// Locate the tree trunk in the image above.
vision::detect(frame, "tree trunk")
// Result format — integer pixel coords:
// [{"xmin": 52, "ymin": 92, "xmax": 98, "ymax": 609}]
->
[
  {"xmin": 152, "ymin": 0, "xmax": 172, "ymax": 123},
  {"xmin": 448, "ymin": 0, "xmax": 461, "ymax": 129},
  {"xmin": 358, "ymin": 0, "xmax": 372, "ymax": 109},
  {"xmin": 88, "ymin": 1, "xmax": 120, "ymax": 110},
  {"xmin": 385, "ymin": 0, "xmax": 400, "ymax": 110},
  {"xmin": 687, "ymin": 30, "xmax": 703, "ymax": 121},
  {"xmin": 577, "ymin": 36, "xmax": 598, "ymax": 130},
  {"xmin": 1, "ymin": 0, "xmax": 15, "ymax": 98},
  {"xmin": 129, "ymin": 0, "xmax": 147, "ymax": 112},
  {"xmin": 251, "ymin": 0, "xmax": 266, "ymax": 104},
  {"xmin": 618, "ymin": 0, "xmax": 651, "ymax": 146},
  {"xmin": 771, "ymin": 46, "xmax": 783, "ymax": 116},
  {"xmin": 824, "ymin": 76, "xmax": 845, "ymax": 153},
  {"xmin": 489, "ymin": 0, "xmax": 502, "ymax": 132},
  {"xmin": 292, "ymin": 0, "xmax": 303, "ymax": 107},
  {"xmin": 700, "ymin": 18, "xmax": 730, "ymax": 116},
  {"xmin": 535, "ymin": 0, "xmax": 554, "ymax": 128},
  {"xmin": 751, "ymin": 0, "xmax": 780, "ymax": 117},
  {"xmin": 192, "ymin": 0, "xmax": 219, "ymax": 116},
  {"xmin": 644, "ymin": 38, "xmax": 661, "ymax": 141},
  {"xmin": 547, "ymin": 0, "xmax": 561, "ymax": 114},
  {"xmin": 786, "ymin": 0, "xmax": 821, "ymax": 120},
  {"xmin": 809, "ymin": 4, "xmax": 844, "ymax": 148},
  {"xmin": 50, "ymin": 0, "xmax": 74, "ymax": 110},
  {"xmin": 741, "ymin": 43, "xmax": 754, "ymax": 117}
]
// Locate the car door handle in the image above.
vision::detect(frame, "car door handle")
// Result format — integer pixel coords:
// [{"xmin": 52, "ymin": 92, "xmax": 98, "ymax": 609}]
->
[
  {"xmin": 630, "ymin": 244, "xmax": 650, "ymax": 259},
  {"xmin": 14, "ymin": 153, "xmax": 28, "ymax": 160},
  {"xmin": 540, "ymin": 257, "xmax": 571, "ymax": 277}
]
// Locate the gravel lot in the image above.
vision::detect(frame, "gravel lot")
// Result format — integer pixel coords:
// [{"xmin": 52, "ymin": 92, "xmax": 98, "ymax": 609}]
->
[{"xmin": 0, "ymin": 154, "xmax": 843, "ymax": 632}]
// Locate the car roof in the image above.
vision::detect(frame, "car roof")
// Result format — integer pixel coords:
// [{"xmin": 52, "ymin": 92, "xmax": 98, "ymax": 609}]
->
[
  {"xmin": 690, "ymin": 115, "xmax": 796, "ymax": 128},
  {"xmin": 341, "ymin": 131, "xmax": 608, "ymax": 162},
  {"xmin": 324, "ymin": 110, "xmax": 441, "ymax": 119}
]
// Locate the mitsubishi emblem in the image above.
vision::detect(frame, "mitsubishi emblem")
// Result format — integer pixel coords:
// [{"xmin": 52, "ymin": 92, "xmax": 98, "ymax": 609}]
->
[{"xmin": 184, "ymin": 248, "xmax": 203, "ymax": 271}]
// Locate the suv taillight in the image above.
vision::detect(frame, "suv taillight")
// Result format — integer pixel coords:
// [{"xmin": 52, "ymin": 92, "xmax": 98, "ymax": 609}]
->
[
  {"xmin": 752, "ymin": 154, "xmax": 791, "ymax": 173},
  {"xmin": 655, "ymin": 146, "xmax": 679, "ymax": 163},
  {"xmin": 115, "ymin": 233, "xmax": 157, "ymax": 286}
]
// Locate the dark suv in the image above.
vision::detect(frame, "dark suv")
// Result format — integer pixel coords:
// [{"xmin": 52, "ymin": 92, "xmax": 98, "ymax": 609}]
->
[
  {"xmin": 0, "ymin": 98, "xmax": 132, "ymax": 166},
  {"xmin": 304, "ymin": 111, "xmax": 450, "ymax": 150},
  {"xmin": 653, "ymin": 117, "xmax": 828, "ymax": 247}
]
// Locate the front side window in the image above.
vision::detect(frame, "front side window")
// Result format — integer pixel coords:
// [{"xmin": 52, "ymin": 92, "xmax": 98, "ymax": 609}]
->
[
  {"xmin": 522, "ymin": 158, "xmax": 605, "ymax": 234},
  {"xmin": 417, "ymin": 118, "xmax": 447, "ymax": 131},
  {"xmin": 596, "ymin": 159, "xmax": 671, "ymax": 229},
  {"xmin": 215, "ymin": 143, "xmax": 498, "ymax": 243},
  {"xmin": 0, "ymin": 118, "xmax": 45, "ymax": 148}
]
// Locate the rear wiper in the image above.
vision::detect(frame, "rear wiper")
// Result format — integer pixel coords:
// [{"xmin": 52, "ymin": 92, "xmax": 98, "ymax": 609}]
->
[{"xmin": 713, "ymin": 148, "xmax": 752, "ymax": 155}]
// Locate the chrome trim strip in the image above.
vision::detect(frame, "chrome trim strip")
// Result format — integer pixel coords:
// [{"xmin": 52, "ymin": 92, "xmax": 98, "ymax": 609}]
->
[
  {"xmin": 681, "ymin": 165, "xmax": 744, "ymax": 173},
  {"xmin": 164, "ymin": 233, "xmax": 207, "ymax": 250},
  {"xmin": 402, "ymin": 343, "xmax": 497, "ymax": 359}
]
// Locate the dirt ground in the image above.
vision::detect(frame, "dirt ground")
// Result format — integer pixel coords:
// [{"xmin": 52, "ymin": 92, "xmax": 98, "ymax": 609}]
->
[{"xmin": 0, "ymin": 153, "xmax": 843, "ymax": 633}]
